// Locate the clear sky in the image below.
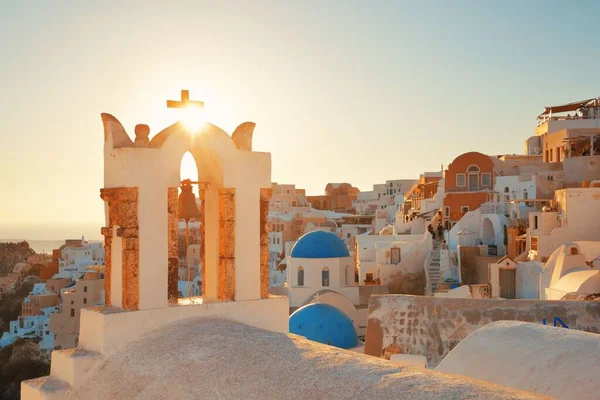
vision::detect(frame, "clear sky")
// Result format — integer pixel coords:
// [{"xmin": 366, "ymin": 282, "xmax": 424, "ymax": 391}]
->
[{"xmin": 1, "ymin": 0, "xmax": 599, "ymax": 240}]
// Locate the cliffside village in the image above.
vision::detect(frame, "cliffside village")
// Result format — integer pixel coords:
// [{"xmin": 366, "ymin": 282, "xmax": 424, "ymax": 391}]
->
[{"xmin": 6, "ymin": 96, "xmax": 600, "ymax": 399}]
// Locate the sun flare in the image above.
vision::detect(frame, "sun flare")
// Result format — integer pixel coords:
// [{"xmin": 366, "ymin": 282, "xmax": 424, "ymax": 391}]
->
[{"xmin": 182, "ymin": 105, "xmax": 206, "ymax": 131}]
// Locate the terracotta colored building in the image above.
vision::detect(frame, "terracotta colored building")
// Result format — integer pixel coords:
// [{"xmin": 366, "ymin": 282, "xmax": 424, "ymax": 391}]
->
[
  {"xmin": 40, "ymin": 249, "xmax": 61, "ymax": 280},
  {"xmin": 307, "ymin": 183, "xmax": 359, "ymax": 213},
  {"xmin": 443, "ymin": 152, "xmax": 495, "ymax": 224}
]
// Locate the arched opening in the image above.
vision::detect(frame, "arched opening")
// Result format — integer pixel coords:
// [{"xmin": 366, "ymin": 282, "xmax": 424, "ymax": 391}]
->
[
  {"xmin": 297, "ymin": 267, "xmax": 304, "ymax": 286},
  {"xmin": 569, "ymin": 245, "xmax": 579, "ymax": 255},
  {"xmin": 178, "ymin": 151, "xmax": 202, "ymax": 300},
  {"xmin": 481, "ymin": 218, "xmax": 495, "ymax": 245},
  {"xmin": 467, "ymin": 165, "xmax": 480, "ymax": 192},
  {"xmin": 322, "ymin": 267, "xmax": 330, "ymax": 287}
]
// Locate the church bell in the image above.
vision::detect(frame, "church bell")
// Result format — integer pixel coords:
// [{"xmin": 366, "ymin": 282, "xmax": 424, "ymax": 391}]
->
[{"xmin": 178, "ymin": 179, "xmax": 201, "ymax": 222}]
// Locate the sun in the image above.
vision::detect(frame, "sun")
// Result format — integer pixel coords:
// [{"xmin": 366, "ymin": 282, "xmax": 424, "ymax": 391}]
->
[{"xmin": 181, "ymin": 105, "xmax": 206, "ymax": 131}]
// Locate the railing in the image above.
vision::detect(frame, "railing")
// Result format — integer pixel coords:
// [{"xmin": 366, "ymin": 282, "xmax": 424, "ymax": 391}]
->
[
  {"xmin": 445, "ymin": 187, "xmax": 492, "ymax": 193},
  {"xmin": 480, "ymin": 202, "xmax": 504, "ymax": 215},
  {"xmin": 542, "ymin": 317, "xmax": 569, "ymax": 328},
  {"xmin": 536, "ymin": 114, "xmax": 600, "ymax": 127}
]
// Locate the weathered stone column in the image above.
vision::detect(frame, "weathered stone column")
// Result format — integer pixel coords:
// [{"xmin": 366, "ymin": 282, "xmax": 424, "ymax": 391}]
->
[
  {"xmin": 100, "ymin": 226, "xmax": 113, "ymax": 306},
  {"xmin": 167, "ymin": 187, "xmax": 179, "ymax": 304},
  {"xmin": 199, "ymin": 188, "xmax": 206, "ymax": 297},
  {"xmin": 100, "ymin": 187, "xmax": 139, "ymax": 311},
  {"xmin": 218, "ymin": 188, "xmax": 236, "ymax": 301},
  {"xmin": 260, "ymin": 188, "xmax": 272, "ymax": 299}
]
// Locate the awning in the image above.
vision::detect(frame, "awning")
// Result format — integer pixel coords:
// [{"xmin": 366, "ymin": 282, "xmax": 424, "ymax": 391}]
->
[{"xmin": 538, "ymin": 98, "xmax": 596, "ymax": 117}]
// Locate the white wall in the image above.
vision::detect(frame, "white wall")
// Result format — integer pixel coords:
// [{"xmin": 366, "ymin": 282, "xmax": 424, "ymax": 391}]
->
[
  {"xmin": 515, "ymin": 261, "xmax": 542, "ymax": 299},
  {"xmin": 529, "ymin": 188, "xmax": 600, "ymax": 260},
  {"xmin": 356, "ymin": 234, "xmax": 424, "ymax": 263}
]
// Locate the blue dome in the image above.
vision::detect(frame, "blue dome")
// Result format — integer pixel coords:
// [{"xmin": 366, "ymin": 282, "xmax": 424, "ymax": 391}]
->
[
  {"xmin": 290, "ymin": 231, "xmax": 350, "ymax": 258},
  {"xmin": 289, "ymin": 303, "xmax": 358, "ymax": 349}
]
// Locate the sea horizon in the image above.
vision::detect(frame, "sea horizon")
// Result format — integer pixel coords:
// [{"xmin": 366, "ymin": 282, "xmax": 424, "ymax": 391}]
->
[{"xmin": 0, "ymin": 239, "xmax": 103, "ymax": 254}]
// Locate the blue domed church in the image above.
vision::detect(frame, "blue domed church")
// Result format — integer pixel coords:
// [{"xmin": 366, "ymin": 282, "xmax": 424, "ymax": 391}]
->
[
  {"xmin": 289, "ymin": 303, "xmax": 358, "ymax": 349},
  {"xmin": 284, "ymin": 231, "xmax": 362, "ymax": 345}
]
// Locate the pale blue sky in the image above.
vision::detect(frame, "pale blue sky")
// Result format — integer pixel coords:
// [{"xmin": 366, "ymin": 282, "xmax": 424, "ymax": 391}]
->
[{"xmin": 0, "ymin": 1, "xmax": 598, "ymax": 239}]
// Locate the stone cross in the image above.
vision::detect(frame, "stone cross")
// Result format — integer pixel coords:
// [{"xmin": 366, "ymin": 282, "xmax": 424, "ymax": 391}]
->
[{"xmin": 166, "ymin": 90, "xmax": 204, "ymax": 109}]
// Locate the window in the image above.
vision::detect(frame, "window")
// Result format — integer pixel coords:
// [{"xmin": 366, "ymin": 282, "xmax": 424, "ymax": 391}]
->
[
  {"xmin": 467, "ymin": 165, "xmax": 480, "ymax": 172},
  {"xmin": 45, "ymin": 331, "xmax": 50, "ymax": 335},
  {"xmin": 297, "ymin": 267, "xmax": 304, "ymax": 286},
  {"xmin": 481, "ymin": 173, "xmax": 491, "ymax": 187},
  {"xmin": 84, "ymin": 286, "xmax": 87, "ymax": 293},
  {"xmin": 70, "ymin": 309, "xmax": 75, "ymax": 318},
  {"xmin": 347, "ymin": 233, "xmax": 351, "ymax": 239},
  {"xmin": 456, "ymin": 173, "xmax": 466, "ymax": 187},
  {"xmin": 322, "ymin": 267, "xmax": 330, "ymax": 286},
  {"xmin": 523, "ymin": 191, "xmax": 528, "ymax": 200},
  {"xmin": 533, "ymin": 216, "xmax": 538, "ymax": 230},
  {"xmin": 71, "ymin": 300, "xmax": 74, "ymax": 305},
  {"xmin": 83, "ymin": 298, "xmax": 87, "ymax": 304},
  {"xmin": 461, "ymin": 206, "xmax": 469, "ymax": 215}
]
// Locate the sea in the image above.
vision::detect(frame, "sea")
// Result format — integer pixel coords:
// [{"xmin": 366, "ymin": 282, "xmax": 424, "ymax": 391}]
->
[{"xmin": 0, "ymin": 240, "xmax": 102, "ymax": 254}]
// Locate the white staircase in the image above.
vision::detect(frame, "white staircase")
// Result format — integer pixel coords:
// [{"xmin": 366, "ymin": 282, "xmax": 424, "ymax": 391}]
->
[
  {"xmin": 21, "ymin": 348, "xmax": 104, "ymax": 399},
  {"xmin": 428, "ymin": 240, "xmax": 442, "ymax": 293}
]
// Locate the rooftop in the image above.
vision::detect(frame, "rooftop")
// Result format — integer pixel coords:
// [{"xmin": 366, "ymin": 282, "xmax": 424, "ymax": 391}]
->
[{"xmin": 48, "ymin": 318, "xmax": 544, "ymax": 400}]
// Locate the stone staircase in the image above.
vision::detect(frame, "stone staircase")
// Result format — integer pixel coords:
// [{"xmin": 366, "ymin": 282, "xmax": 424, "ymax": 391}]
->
[
  {"xmin": 21, "ymin": 348, "xmax": 104, "ymax": 399},
  {"xmin": 428, "ymin": 240, "xmax": 442, "ymax": 293}
]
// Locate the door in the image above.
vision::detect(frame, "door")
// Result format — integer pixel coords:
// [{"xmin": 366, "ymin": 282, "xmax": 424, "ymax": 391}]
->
[
  {"xmin": 499, "ymin": 268, "xmax": 516, "ymax": 299},
  {"xmin": 468, "ymin": 173, "xmax": 479, "ymax": 191},
  {"xmin": 391, "ymin": 247, "xmax": 401, "ymax": 264}
]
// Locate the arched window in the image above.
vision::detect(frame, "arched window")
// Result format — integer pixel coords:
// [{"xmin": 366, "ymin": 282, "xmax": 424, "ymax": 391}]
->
[
  {"xmin": 466, "ymin": 165, "xmax": 480, "ymax": 191},
  {"xmin": 322, "ymin": 267, "xmax": 330, "ymax": 287},
  {"xmin": 297, "ymin": 267, "xmax": 304, "ymax": 287}
]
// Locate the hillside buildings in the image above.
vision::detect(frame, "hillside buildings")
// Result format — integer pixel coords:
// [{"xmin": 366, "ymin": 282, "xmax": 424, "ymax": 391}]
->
[
  {"xmin": 270, "ymin": 182, "xmax": 310, "ymax": 212},
  {"xmin": 307, "ymin": 182, "xmax": 360, "ymax": 213},
  {"xmin": 0, "ymin": 240, "xmax": 105, "ymax": 352},
  {"xmin": 49, "ymin": 274, "xmax": 104, "ymax": 349},
  {"xmin": 24, "ymin": 93, "xmax": 600, "ymax": 400}
]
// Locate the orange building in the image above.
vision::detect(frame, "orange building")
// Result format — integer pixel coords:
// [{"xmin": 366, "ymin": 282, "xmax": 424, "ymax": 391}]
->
[
  {"xmin": 443, "ymin": 152, "xmax": 495, "ymax": 225},
  {"xmin": 40, "ymin": 249, "xmax": 61, "ymax": 280},
  {"xmin": 307, "ymin": 183, "xmax": 359, "ymax": 213}
]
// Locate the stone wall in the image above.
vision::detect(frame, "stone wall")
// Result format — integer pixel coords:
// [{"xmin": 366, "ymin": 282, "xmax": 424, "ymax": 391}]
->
[
  {"xmin": 167, "ymin": 187, "xmax": 179, "ymax": 304},
  {"xmin": 364, "ymin": 294, "xmax": 600, "ymax": 366},
  {"xmin": 100, "ymin": 187, "xmax": 139, "ymax": 310},
  {"xmin": 218, "ymin": 188, "xmax": 235, "ymax": 301}
]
